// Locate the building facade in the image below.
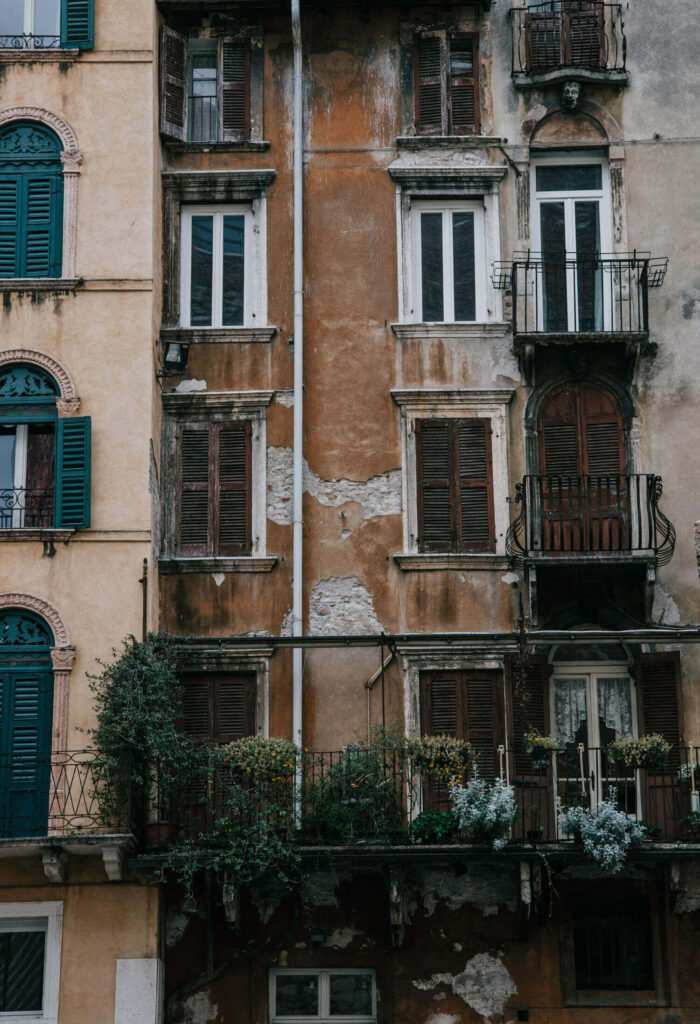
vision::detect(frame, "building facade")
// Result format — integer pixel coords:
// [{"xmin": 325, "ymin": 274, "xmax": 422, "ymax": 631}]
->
[{"xmin": 0, "ymin": 0, "xmax": 699, "ymax": 1022}]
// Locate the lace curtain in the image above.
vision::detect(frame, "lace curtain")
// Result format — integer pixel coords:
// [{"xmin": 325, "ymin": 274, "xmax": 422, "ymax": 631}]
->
[
  {"xmin": 553, "ymin": 678, "xmax": 587, "ymax": 746},
  {"xmin": 597, "ymin": 677, "xmax": 633, "ymax": 739}
]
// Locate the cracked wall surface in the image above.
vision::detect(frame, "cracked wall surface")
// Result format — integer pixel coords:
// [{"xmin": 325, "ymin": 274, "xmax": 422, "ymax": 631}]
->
[
  {"xmin": 415, "ymin": 953, "xmax": 517, "ymax": 1022},
  {"xmin": 308, "ymin": 577, "xmax": 384, "ymax": 634}
]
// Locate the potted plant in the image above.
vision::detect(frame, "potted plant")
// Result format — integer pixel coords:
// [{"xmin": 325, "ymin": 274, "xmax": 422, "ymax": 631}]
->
[
  {"xmin": 682, "ymin": 811, "xmax": 700, "ymax": 840},
  {"xmin": 407, "ymin": 734, "xmax": 474, "ymax": 785},
  {"xmin": 607, "ymin": 734, "xmax": 671, "ymax": 771},
  {"xmin": 449, "ymin": 768, "xmax": 517, "ymax": 850},
  {"xmin": 558, "ymin": 791, "xmax": 645, "ymax": 872},
  {"xmin": 410, "ymin": 809, "xmax": 458, "ymax": 844},
  {"xmin": 523, "ymin": 732, "xmax": 559, "ymax": 769}
]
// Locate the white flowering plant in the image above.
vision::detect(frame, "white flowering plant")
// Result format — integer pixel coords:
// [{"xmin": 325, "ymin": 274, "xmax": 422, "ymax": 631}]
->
[
  {"xmin": 558, "ymin": 790, "xmax": 645, "ymax": 872},
  {"xmin": 449, "ymin": 768, "xmax": 517, "ymax": 851}
]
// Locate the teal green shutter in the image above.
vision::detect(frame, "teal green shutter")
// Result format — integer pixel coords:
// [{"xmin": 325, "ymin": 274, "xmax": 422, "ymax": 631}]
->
[
  {"xmin": 61, "ymin": 0, "xmax": 94, "ymax": 50},
  {"xmin": 0, "ymin": 670, "xmax": 53, "ymax": 838},
  {"xmin": 55, "ymin": 417, "xmax": 91, "ymax": 528},
  {"xmin": 23, "ymin": 175, "xmax": 63, "ymax": 279},
  {"xmin": 0, "ymin": 177, "xmax": 20, "ymax": 277}
]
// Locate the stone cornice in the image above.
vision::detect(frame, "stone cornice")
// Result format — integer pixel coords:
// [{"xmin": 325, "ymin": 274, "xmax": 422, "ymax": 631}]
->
[
  {"xmin": 162, "ymin": 170, "xmax": 276, "ymax": 202},
  {"xmin": 388, "ymin": 163, "xmax": 508, "ymax": 192},
  {"xmin": 392, "ymin": 322, "xmax": 510, "ymax": 341},
  {"xmin": 162, "ymin": 390, "xmax": 275, "ymax": 414},
  {"xmin": 158, "ymin": 556, "xmax": 278, "ymax": 575},
  {"xmin": 161, "ymin": 326, "xmax": 277, "ymax": 345},
  {"xmin": 391, "ymin": 388, "xmax": 515, "ymax": 407}
]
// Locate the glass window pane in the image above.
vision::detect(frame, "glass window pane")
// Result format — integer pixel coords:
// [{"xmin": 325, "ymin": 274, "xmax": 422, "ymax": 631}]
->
[
  {"xmin": 536, "ymin": 164, "xmax": 603, "ymax": 192},
  {"xmin": 553, "ymin": 677, "xmax": 588, "ymax": 748},
  {"xmin": 222, "ymin": 215, "xmax": 245, "ymax": 327},
  {"xmin": 452, "ymin": 211, "xmax": 475, "ymax": 321},
  {"xmin": 275, "ymin": 975, "xmax": 319, "ymax": 1017},
  {"xmin": 0, "ymin": 0, "xmax": 24, "ymax": 36},
  {"xmin": 420, "ymin": 212, "xmax": 444, "ymax": 322},
  {"xmin": 329, "ymin": 974, "xmax": 373, "ymax": 1016},
  {"xmin": 575, "ymin": 201, "xmax": 602, "ymax": 330},
  {"xmin": 34, "ymin": 0, "xmax": 60, "ymax": 36},
  {"xmin": 190, "ymin": 53, "xmax": 218, "ymax": 142},
  {"xmin": 450, "ymin": 38, "xmax": 473, "ymax": 75},
  {"xmin": 190, "ymin": 216, "xmax": 214, "ymax": 326},
  {"xmin": 0, "ymin": 427, "xmax": 17, "ymax": 493},
  {"xmin": 596, "ymin": 678, "xmax": 632, "ymax": 743},
  {"xmin": 540, "ymin": 202, "xmax": 567, "ymax": 331},
  {"xmin": 0, "ymin": 931, "xmax": 45, "ymax": 1012}
]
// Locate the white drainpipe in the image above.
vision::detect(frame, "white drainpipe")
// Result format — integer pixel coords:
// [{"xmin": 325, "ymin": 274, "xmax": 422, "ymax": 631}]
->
[{"xmin": 291, "ymin": 0, "xmax": 304, "ymax": 754}]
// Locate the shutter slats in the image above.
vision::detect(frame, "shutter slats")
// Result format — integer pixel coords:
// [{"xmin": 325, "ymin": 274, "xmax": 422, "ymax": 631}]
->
[
  {"xmin": 160, "ymin": 26, "xmax": 187, "ymax": 141},
  {"xmin": 417, "ymin": 420, "xmax": 452, "ymax": 551},
  {"xmin": 181, "ymin": 430, "xmax": 209, "ymax": 484},
  {"xmin": 457, "ymin": 420, "xmax": 493, "ymax": 552},
  {"xmin": 637, "ymin": 653, "xmax": 683, "ymax": 750},
  {"xmin": 511, "ymin": 656, "xmax": 550, "ymax": 776},
  {"xmin": 415, "ymin": 36, "xmax": 444, "ymax": 135},
  {"xmin": 219, "ymin": 427, "xmax": 247, "ymax": 482},
  {"xmin": 180, "ymin": 493, "xmax": 209, "ymax": 546},
  {"xmin": 568, "ymin": 11, "xmax": 602, "ymax": 67},
  {"xmin": 61, "ymin": 0, "xmax": 94, "ymax": 50},
  {"xmin": 543, "ymin": 423, "xmax": 579, "ymax": 476},
  {"xmin": 181, "ymin": 674, "xmax": 255, "ymax": 742},
  {"xmin": 220, "ymin": 39, "xmax": 250, "ymax": 142},
  {"xmin": 528, "ymin": 14, "xmax": 562, "ymax": 72},
  {"xmin": 586, "ymin": 422, "xmax": 621, "ymax": 476},
  {"xmin": 181, "ymin": 679, "xmax": 210, "ymax": 737},
  {"xmin": 55, "ymin": 417, "xmax": 91, "ymax": 529},
  {"xmin": 449, "ymin": 37, "xmax": 479, "ymax": 135},
  {"xmin": 0, "ymin": 177, "xmax": 18, "ymax": 277},
  {"xmin": 427, "ymin": 678, "xmax": 458, "ymax": 736},
  {"xmin": 219, "ymin": 492, "xmax": 247, "ymax": 548},
  {"xmin": 460, "ymin": 488, "xmax": 490, "ymax": 546}
]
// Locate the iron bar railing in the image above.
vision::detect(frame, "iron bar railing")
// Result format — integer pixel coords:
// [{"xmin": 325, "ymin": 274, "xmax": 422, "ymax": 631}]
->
[
  {"xmin": 147, "ymin": 744, "xmax": 700, "ymax": 848},
  {"xmin": 0, "ymin": 35, "xmax": 61, "ymax": 50},
  {"xmin": 506, "ymin": 474, "xmax": 676, "ymax": 567},
  {"xmin": 510, "ymin": 1, "xmax": 626, "ymax": 78},
  {"xmin": 0, "ymin": 488, "xmax": 54, "ymax": 529},
  {"xmin": 188, "ymin": 96, "xmax": 218, "ymax": 143},
  {"xmin": 492, "ymin": 253, "xmax": 667, "ymax": 337},
  {"xmin": 0, "ymin": 751, "xmax": 135, "ymax": 839}
]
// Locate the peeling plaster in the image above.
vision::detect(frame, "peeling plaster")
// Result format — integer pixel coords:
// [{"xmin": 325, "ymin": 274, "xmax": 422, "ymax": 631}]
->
[
  {"xmin": 179, "ymin": 991, "xmax": 219, "ymax": 1024},
  {"xmin": 267, "ymin": 446, "xmax": 401, "ymax": 526},
  {"xmin": 308, "ymin": 577, "xmax": 383, "ymax": 635},
  {"xmin": 501, "ymin": 572, "xmax": 519, "ymax": 585},
  {"xmin": 652, "ymin": 583, "xmax": 681, "ymax": 625},
  {"xmin": 165, "ymin": 904, "xmax": 190, "ymax": 948},
  {"xmin": 426, "ymin": 1015, "xmax": 460, "ymax": 1024},
  {"xmin": 674, "ymin": 863, "xmax": 700, "ymax": 914},
  {"xmin": 212, "ymin": 573, "xmax": 225, "ymax": 587},
  {"xmin": 174, "ymin": 379, "xmax": 207, "ymax": 394},
  {"xmin": 280, "ymin": 608, "xmax": 294, "ymax": 637},
  {"xmin": 250, "ymin": 877, "xmax": 290, "ymax": 925},
  {"xmin": 411, "ymin": 865, "xmax": 519, "ymax": 918},
  {"xmin": 416, "ymin": 954, "xmax": 517, "ymax": 1023},
  {"xmin": 300, "ymin": 871, "xmax": 343, "ymax": 909},
  {"xmin": 325, "ymin": 926, "xmax": 364, "ymax": 949},
  {"xmin": 276, "ymin": 389, "xmax": 294, "ymax": 407}
]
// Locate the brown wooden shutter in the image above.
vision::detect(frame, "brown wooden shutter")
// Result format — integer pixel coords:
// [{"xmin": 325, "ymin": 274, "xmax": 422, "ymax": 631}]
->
[
  {"xmin": 448, "ymin": 35, "xmax": 479, "ymax": 135},
  {"xmin": 580, "ymin": 383, "xmax": 624, "ymax": 476},
  {"xmin": 180, "ymin": 673, "xmax": 255, "ymax": 742},
  {"xmin": 526, "ymin": 9, "xmax": 562, "ymax": 73},
  {"xmin": 414, "ymin": 35, "xmax": 445, "ymax": 135},
  {"xmin": 420, "ymin": 672, "xmax": 461, "ymax": 737},
  {"xmin": 636, "ymin": 652, "xmax": 684, "ymax": 750},
  {"xmin": 539, "ymin": 383, "xmax": 625, "ymax": 477},
  {"xmin": 509, "ymin": 655, "xmax": 550, "ymax": 775},
  {"xmin": 219, "ymin": 39, "xmax": 250, "ymax": 142},
  {"xmin": 565, "ymin": 2, "xmax": 604, "ymax": 68},
  {"xmin": 540, "ymin": 384, "xmax": 580, "ymax": 476},
  {"xmin": 180, "ymin": 676, "xmax": 211, "ymax": 738},
  {"xmin": 179, "ymin": 426, "xmax": 211, "ymax": 555},
  {"xmin": 416, "ymin": 419, "xmax": 453, "ymax": 552},
  {"xmin": 457, "ymin": 419, "xmax": 494, "ymax": 552},
  {"xmin": 465, "ymin": 671, "xmax": 502, "ymax": 780},
  {"xmin": 160, "ymin": 26, "xmax": 187, "ymax": 140},
  {"xmin": 218, "ymin": 423, "xmax": 251, "ymax": 555}
]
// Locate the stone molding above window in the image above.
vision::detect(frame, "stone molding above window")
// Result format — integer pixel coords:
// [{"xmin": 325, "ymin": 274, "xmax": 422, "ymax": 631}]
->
[
  {"xmin": 162, "ymin": 170, "xmax": 275, "ymax": 329},
  {"xmin": 160, "ymin": 326, "xmax": 278, "ymax": 346},
  {"xmin": 177, "ymin": 644, "xmax": 272, "ymax": 738},
  {"xmin": 0, "ymin": 349, "xmax": 80, "ymax": 415}
]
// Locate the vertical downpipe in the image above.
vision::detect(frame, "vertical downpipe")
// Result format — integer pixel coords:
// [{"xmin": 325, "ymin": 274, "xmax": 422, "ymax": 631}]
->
[{"xmin": 291, "ymin": 0, "xmax": 304, "ymax": 800}]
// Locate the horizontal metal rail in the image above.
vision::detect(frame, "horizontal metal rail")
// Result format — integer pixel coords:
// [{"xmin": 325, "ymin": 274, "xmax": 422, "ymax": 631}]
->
[
  {"xmin": 0, "ymin": 488, "xmax": 54, "ymax": 529},
  {"xmin": 511, "ymin": 1, "xmax": 626, "ymax": 78},
  {"xmin": 0, "ymin": 34, "xmax": 61, "ymax": 50},
  {"xmin": 506, "ymin": 474, "xmax": 676, "ymax": 567}
]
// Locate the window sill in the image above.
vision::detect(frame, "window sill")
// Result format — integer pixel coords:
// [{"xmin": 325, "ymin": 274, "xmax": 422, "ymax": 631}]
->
[
  {"xmin": 0, "ymin": 48, "xmax": 78, "ymax": 63},
  {"xmin": 161, "ymin": 326, "xmax": 278, "ymax": 345},
  {"xmin": 394, "ymin": 553, "xmax": 509, "ymax": 571},
  {"xmin": 513, "ymin": 68, "xmax": 629, "ymax": 89},
  {"xmin": 392, "ymin": 322, "xmax": 510, "ymax": 341},
  {"xmin": 0, "ymin": 528, "xmax": 74, "ymax": 543},
  {"xmin": 0, "ymin": 278, "xmax": 80, "ymax": 294},
  {"xmin": 159, "ymin": 556, "xmax": 278, "ymax": 575},
  {"xmin": 396, "ymin": 135, "xmax": 504, "ymax": 150},
  {"xmin": 163, "ymin": 140, "xmax": 270, "ymax": 154}
]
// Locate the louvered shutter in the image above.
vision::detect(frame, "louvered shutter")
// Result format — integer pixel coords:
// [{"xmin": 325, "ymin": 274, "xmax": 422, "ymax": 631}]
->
[
  {"xmin": 566, "ymin": 3, "xmax": 603, "ymax": 68},
  {"xmin": 4, "ymin": 670, "xmax": 53, "ymax": 837},
  {"xmin": 457, "ymin": 419, "xmax": 494, "ymax": 552},
  {"xmin": 527, "ymin": 9, "xmax": 562, "ymax": 73},
  {"xmin": 420, "ymin": 672, "xmax": 460, "ymax": 737},
  {"xmin": 218, "ymin": 423, "xmax": 250, "ymax": 555},
  {"xmin": 414, "ymin": 35, "xmax": 444, "ymax": 135},
  {"xmin": 180, "ymin": 676, "xmax": 211, "ymax": 737},
  {"xmin": 449, "ymin": 35, "xmax": 479, "ymax": 135},
  {"xmin": 219, "ymin": 39, "xmax": 250, "ymax": 142},
  {"xmin": 581, "ymin": 384, "xmax": 624, "ymax": 476},
  {"xmin": 215, "ymin": 674, "xmax": 255, "ymax": 742},
  {"xmin": 61, "ymin": 0, "xmax": 94, "ymax": 50},
  {"xmin": 55, "ymin": 417, "xmax": 91, "ymax": 529},
  {"xmin": 510, "ymin": 655, "xmax": 550, "ymax": 775},
  {"xmin": 465, "ymin": 673, "xmax": 501, "ymax": 780},
  {"xmin": 160, "ymin": 27, "xmax": 187, "ymax": 141},
  {"xmin": 0, "ymin": 177, "xmax": 19, "ymax": 277},
  {"xmin": 416, "ymin": 419, "xmax": 453, "ymax": 552},
  {"xmin": 179, "ymin": 426, "xmax": 211, "ymax": 555},
  {"xmin": 636, "ymin": 653, "xmax": 683, "ymax": 752},
  {"xmin": 24, "ymin": 176, "xmax": 63, "ymax": 279}
]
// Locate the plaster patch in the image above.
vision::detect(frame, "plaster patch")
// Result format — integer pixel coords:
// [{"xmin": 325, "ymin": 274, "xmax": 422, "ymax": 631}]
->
[
  {"xmin": 165, "ymin": 904, "xmax": 190, "ymax": 947},
  {"xmin": 212, "ymin": 573, "xmax": 225, "ymax": 587},
  {"xmin": 413, "ymin": 974, "xmax": 453, "ymax": 992},
  {"xmin": 179, "ymin": 991, "xmax": 219, "ymax": 1024},
  {"xmin": 174, "ymin": 379, "xmax": 207, "ymax": 394},
  {"xmin": 674, "ymin": 863, "xmax": 700, "ymax": 914},
  {"xmin": 426, "ymin": 1016, "xmax": 459, "ymax": 1024},
  {"xmin": 452, "ymin": 954, "xmax": 517, "ymax": 1019},
  {"xmin": 280, "ymin": 608, "xmax": 294, "ymax": 637},
  {"xmin": 414, "ymin": 865, "xmax": 519, "ymax": 917},
  {"xmin": 301, "ymin": 871, "xmax": 343, "ymax": 909},
  {"xmin": 326, "ymin": 926, "xmax": 364, "ymax": 949},
  {"xmin": 276, "ymin": 389, "xmax": 294, "ymax": 407},
  {"xmin": 308, "ymin": 577, "xmax": 383, "ymax": 635},
  {"xmin": 501, "ymin": 572, "xmax": 519, "ymax": 585},
  {"xmin": 266, "ymin": 445, "xmax": 401, "ymax": 526},
  {"xmin": 652, "ymin": 583, "xmax": 681, "ymax": 625}
]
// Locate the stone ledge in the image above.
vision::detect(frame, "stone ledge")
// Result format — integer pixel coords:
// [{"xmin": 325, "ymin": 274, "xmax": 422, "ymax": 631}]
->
[
  {"xmin": 394, "ymin": 553, "xmax": 510, "ymax": 571},
  {"xmin": 0, "ymin": 49, "xmax": 78, "ymax": 63},
  {"xmin": 396, "ymin": 135, "xmax": 504, "ymax": 150},
  {"xmin": 163, "ymin": 140, "xmax": 270, "ymax": 154},
  {"xmin": 161, "ymin": 326, "xmax": 277, "ymax": 345},
  {"xmin": 514, "ymin": 330, "xmax": 648, "ymax": 348},
  {"xmin": 513, "ymin": 69, "xmax": 629, "ymax": 89},
  {"xmin": 0, "ymin": 279, "xmax": 80, "ymax": 294},
  {"xmin": 158, "ymin": 556, "xmax": 278, "ymax": 575},
  {"xmin": 0, "ymin": 528, "xmax": 73, "ymax": 544},
  {"xmin": 392, "ymin": 322, "xmax": 510, "ymax": 341}
]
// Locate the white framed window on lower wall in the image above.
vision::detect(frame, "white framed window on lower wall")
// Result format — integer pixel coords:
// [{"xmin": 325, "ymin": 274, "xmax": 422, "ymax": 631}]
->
[
  {"xmin": 269, "ymin": 969, "xmax": 376, "ymax": 1024},
  {"xmin": 0, "ymin": 901, "xmax": 63, "ymax": 1024}
]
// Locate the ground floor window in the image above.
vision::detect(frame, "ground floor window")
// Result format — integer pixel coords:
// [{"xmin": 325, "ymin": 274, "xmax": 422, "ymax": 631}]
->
[
  {"xmin": 572, "ymin": 893, "xmax": 654, "ymax": 991},
  {"xmin": 0, "ymin": 902, "xmax": 62, "ymax": 1023},
  {"xmin": 270, "ymin": 969, "xmax": 376, "ymax": 1023}
]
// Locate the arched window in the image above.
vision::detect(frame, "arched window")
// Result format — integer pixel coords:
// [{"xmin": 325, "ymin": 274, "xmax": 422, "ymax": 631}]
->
[
  {"xmin": 0, "ymin": 364, "xmax": 91, "ymax": 530},
  {"xmin": 0, "ymin": 122, "xmax": 63, "ymax": 279},
  {"xmin": 0, "ymin": 609, "xmax": 54, "ymax": 837}
]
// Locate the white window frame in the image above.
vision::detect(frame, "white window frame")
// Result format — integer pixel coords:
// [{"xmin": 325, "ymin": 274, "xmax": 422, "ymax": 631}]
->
[
  {"xmin": 269, "ymin": 969, "xmax": 376, "ymax": 1024},
  {"xmin": 410, "ymin": 200, "xmax": 487, "ymax": 323},
  {"xmin": 0, "ymin": 901, "xmax": 63, "ymax": 1024},
  {"xmin": 530, "ymin": 154, "xmax": 614, "ymax": 331},
  {"xmin": 180, "ymin": 204, "xmax": 263, "ymax": 329},
  {"xmin": 2, "ymin": 0, "xmax": 60, "ymax": 37}
]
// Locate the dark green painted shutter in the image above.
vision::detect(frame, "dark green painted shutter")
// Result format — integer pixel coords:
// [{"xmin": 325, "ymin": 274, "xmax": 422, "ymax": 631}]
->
[
  {"xmin": 0, "ymin": 669, "xmax": 54, "ymax": 838},
  {"xmin": 55, "ymin": 416, "xmax": 91, "ymax": 528},
  {"xmin": 61, "ymin": 0, "xmax": 94, "ymax": 50},
  {"xmin": 24, "ymin": 176, "xmax": 63, "ymax": 279},
  {"xmin": 0, "ymin": 177, "xmax": 19, "ymax": 277}
]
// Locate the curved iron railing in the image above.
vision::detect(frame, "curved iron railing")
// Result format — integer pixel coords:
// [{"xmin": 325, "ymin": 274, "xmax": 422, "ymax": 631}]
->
[
  {"xmin": 0, "ymin": 35, "xmax": 61, "ymax": 50},
  {"xmin": 506, "ymin": 474, "xmax": 676, "ymax": 567},
  {"xmin": 0, "ymin": 488, "xmax": 54, "ymax": 529},
  {"xmin": 511, "ymin": 1, "xmax": 626, "ymax": 78}
]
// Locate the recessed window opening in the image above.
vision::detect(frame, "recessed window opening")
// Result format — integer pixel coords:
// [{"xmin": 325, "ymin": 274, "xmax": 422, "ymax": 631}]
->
[
  {"xmin": 0, "ymin": 0, "xmax": 60, "ymax": 44},
  {"xmin": 572, "ymin": 893, "xmax": 654, "ymax": 991},
  {"xmin": 189, "ymin": 41, "xmax": 218, "ymax": 143},
  {"xmin": 270, "ymin": 969, "xmax": 376, "ymax": 1023},
  {"xmin": 180, "ymin": 205, "xmax": 251, "ymax": 328},
  {"xmin": 0, "ymin": 917, "xmax": 47, "ymax": 1013},
  {"xmin": 411, "ymin": 201, "xmax": 486, "ymax": 323}
]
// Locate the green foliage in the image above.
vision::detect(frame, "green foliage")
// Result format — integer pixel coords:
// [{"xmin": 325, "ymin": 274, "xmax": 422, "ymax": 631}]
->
[
  {"xmin": 607, "ymin": 734, "xmax": 671, "ymax": 770},
  {"xmin": 407, "ymin": 734, "xmax": 474, "ymax": 783},
  {"xmin": 558, "ymin": 792, "xmax": 645, "ymax": 872},
  {"xmin": 683, "ymin": 811, "xmax": 700, "ymax": 833},
  {"xmin": 523, "ymin": 732, "xmax": 560, "ymax": 753},
  {"xmin": 410, "ymin": 810, "xmax": 458, "ymax": 843},
  {"xmin": 450, "ymin": 769, "xmax": 517, "ymax": 850}
]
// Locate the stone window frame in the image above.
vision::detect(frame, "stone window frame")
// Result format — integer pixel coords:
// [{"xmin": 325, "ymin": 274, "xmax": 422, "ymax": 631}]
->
[
  {"xmin": 161, "ymin": 170, "xmax": 275, "ymax": 338},
  {"xmin": 159, "ymin": 390, "xmax": 277, "ymax": 574},
  {"xmin": 391, "ymin": 389, "xmax": 514, "ymax": 569},
  {"xmin": 388, "ymin": 163, "xmax": 507, "ymax": 329},
  {"xmin": 177, "ymin": 643, "xmax": 272, "ymax": 739},
  {"xmin": 0, "ymin": 900, "xmax": 63, "ymax": 1024}
]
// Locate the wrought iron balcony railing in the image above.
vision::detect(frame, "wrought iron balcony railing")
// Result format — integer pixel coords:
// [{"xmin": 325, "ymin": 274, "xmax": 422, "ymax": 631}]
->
[
  {"xmin": 0, "ymin": 751, "xmax": 135, "ymax": 840},
  {"xmin": 0, "ymin": 488, "xmax": 55, "ymax": 529},
  {"xmin": 511, "ymin": 1, "xmax": 626, "ymax": 79},
  {"xmin": 146, "ymin": 744, "xmax": 699, "ymax": 849},
  {"xmin": 506, "ymin": 474, "xmax": 675, "ymax": 566},
  {"xmin": 492, "ymin": 253, "xmax": 668, "ymax": 338},
  {"xmin": 0, "ymin": 35, "xmax": 61, "ymax": 50}
]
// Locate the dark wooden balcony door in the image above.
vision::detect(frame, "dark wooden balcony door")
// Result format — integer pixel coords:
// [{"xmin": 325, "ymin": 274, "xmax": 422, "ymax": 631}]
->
[
  {"xmin": 538, "ymin": 381, "xmax": 628, "ymax": 553},
  {"xmin": 527, "ymin": 2, "xmax": 604, "ymax": 74}
]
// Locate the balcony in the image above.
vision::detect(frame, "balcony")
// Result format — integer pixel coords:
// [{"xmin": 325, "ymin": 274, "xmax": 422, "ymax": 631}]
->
[
  {"xmin": 493, "ymin": 253, "xmax": 668, "ymax": 347},
  {"xmin": 0, "ymin": 488, "xmax": 54, "ymax": 530},
  {"xmin": 506, "ymin": 474, "xmax": 675, "ymax": 568},
  {"xmin": 510, "ymin": 1, "xmax": 627, "ymax": 86},
  {"xmin": 0, "ymin": 34, "xmax": 61, "ymax": 50}
]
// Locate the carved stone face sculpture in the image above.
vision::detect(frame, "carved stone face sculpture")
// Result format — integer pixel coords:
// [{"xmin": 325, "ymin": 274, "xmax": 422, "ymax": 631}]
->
[{"xmin": 561, "ymin": 80, "xmax": 581, "ymax": 110}]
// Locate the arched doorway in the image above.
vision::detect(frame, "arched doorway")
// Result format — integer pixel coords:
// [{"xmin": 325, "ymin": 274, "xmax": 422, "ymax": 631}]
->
[{"xmin": 0, "ymin": 610, "xmax": 54, "ymax": 837}]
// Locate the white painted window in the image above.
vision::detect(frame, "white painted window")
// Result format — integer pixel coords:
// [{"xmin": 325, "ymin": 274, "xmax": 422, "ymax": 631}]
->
[
  {"xmin": 180, "ymin": 205, "xmax": 260, "ymax": 328},
  {"xmin": 270, "ymin": 970, "xmax": 376, "ymax": 1024},
  {"xmin": 531, "ymin": 154, "xmax": 613, "ymax": 332},
  {"xmin": 0, "ymin": 0, "xmax": 60, "ymax": 40},
  {"xmin": 410, "ymin": 201, "xmax": 487, "ymax": 323},
  {"xmin": 0, "ymin": 901, "xmax": 63, "ymax": 1024}
]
